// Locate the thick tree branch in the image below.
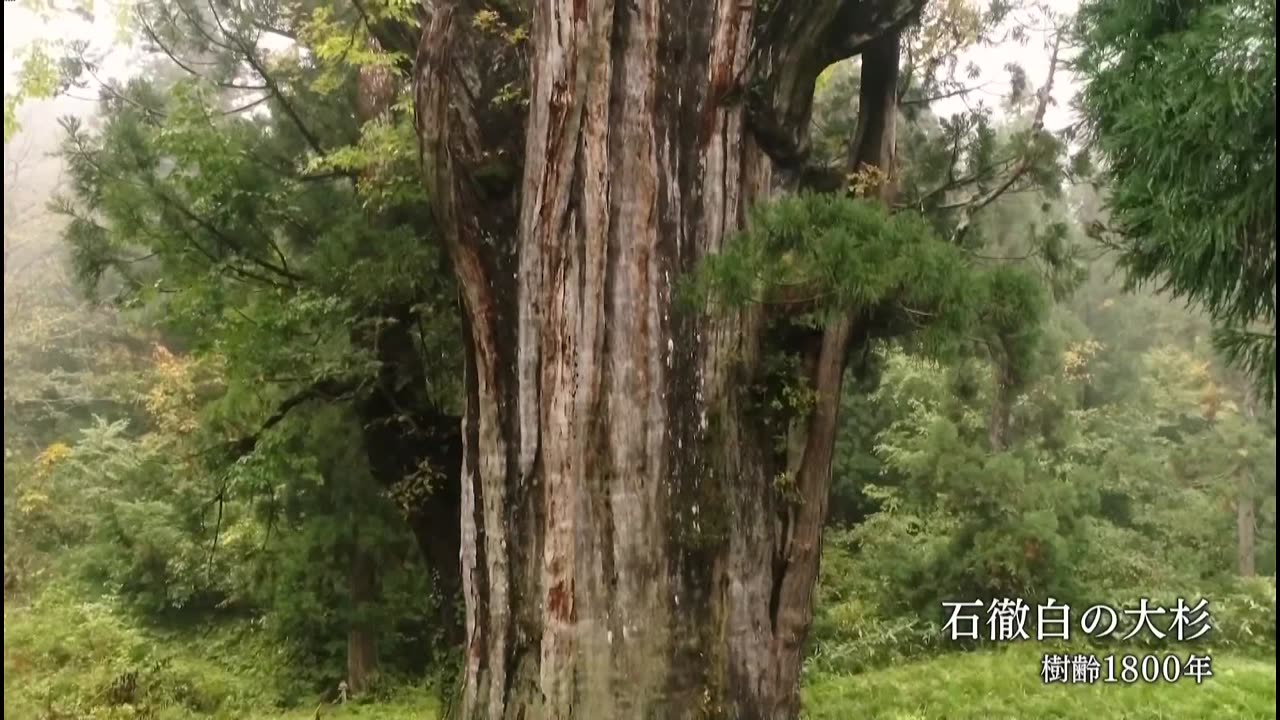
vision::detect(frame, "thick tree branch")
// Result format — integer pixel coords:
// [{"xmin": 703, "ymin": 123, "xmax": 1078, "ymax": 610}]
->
[{"xmin": 746, "ymin": 0, "xmax": 925, "ymax": 167}]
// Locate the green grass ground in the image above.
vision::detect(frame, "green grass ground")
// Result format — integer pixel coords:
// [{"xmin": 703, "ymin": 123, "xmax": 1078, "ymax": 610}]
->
[
  {"xmin": 248, "ymin": 692, "xmax": 442, "ymax": 720},
  {"xmin": 2, "ymin": 588, "xmax": 445, "ymax": 720},
  {"xmin": 803, "ymin": 645, "xmax": 1277, "ymax": 720}
]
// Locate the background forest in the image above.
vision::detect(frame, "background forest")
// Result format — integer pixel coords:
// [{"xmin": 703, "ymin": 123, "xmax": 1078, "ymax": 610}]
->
[{"xmin": 3, "ymin": 0, "xmax": 1276, "ymax": 718}]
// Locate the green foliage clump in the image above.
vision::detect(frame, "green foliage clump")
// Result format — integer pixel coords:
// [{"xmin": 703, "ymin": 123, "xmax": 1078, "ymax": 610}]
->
[
  {"xmin": 687, "ymin": 193, "xmax": 968, "ymax": 317},
  {"xmin": 3, "ymin": 583, "xmax": 277, "ymax": 718},
  {"xmin": 828, "ymin": 350, "xmax": 1093, "ymax": 615},
  {"xmin": 3, "ymin": 581, "xmax": 448, "ymax": 719},
  {"xmin": 9, "ymin": 416, "xmax": 232, "ymax": 615},
  {"xmin": 687, "ymin": 192, "xmax": 1048, "ymax": 376},
  {"xmin": 5, "ymin": 353, "xmax": 451, "ymax": 690},
  {"xmin": 1087, "ymin": 578, "xmax": 1278, "ymax": 656},
  {"xmin": 807, "ymin": 535, "xmax": 943, "ymax": 677}
]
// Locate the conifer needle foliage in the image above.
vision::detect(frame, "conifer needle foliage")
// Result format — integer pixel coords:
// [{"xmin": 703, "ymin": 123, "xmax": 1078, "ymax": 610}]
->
[
  {"xmin": 686, "ymin": 192, "xmax": 1047, "ymax": 371},
  {"xmin": 1075, "ymin": 0, "xmax": 1277, "ymax": 400}
]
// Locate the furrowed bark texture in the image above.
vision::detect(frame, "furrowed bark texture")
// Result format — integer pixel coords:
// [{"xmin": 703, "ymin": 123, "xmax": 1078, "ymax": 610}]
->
[{"xmin": 404, "ymin": 1, "xmax": 918, "ymax": 717}]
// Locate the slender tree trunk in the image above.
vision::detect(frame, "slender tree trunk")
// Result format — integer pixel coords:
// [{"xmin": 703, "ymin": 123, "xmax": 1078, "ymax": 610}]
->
[
  {"xmin": 1237, "ymin": 483, "xmax": 1256, "ymax": 577},
  {"xmin": 1237, "ymin": 383, "xmax": 1259, "ymax": 577},
  {"xmin": 353, "ymin": 43, "xmax": 465, "ymax": 645},
  {"xmin": 348, "ymin": 537, "xmax": 380, "ymax": 695},
  {"xmin": 397, "ymin": 1, "xmax": 919, "ymax": 716},
  {"xmin": 766, "ymin": 31, "xmax": 902, "ymax": 718},
  {"xmin": 989, "ymin": 344, "xmax": 1013, "ymax": 452},
  {"xmin": 351, "ymin": 305, "xmax": 464, "ymax": 643}
]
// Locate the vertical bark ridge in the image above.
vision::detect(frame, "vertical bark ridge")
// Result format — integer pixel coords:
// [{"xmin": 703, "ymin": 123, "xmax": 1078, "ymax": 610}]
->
[
  {"xmin": 457, "ymin": 313, "xmax": 490, "ymax": 714},
  {"xmin": 413, "ymin": 3, "xmax": 531, "ymax": 715},
  {"xmin": 601, "ymin": 0, "xmax": 669, "ymax": 710}
]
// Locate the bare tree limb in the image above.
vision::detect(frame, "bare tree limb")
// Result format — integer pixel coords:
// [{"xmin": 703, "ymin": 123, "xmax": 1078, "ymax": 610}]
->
[
  {"xmin": 949, "ymin": 26, "xmax": 1064, "ymax": 244},
  {"xmin": 900, "ymin": 81, "xmax": 995, "ymax": 107}
]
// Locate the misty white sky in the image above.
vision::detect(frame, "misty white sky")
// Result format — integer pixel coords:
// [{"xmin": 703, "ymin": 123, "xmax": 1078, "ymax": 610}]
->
[{"xmin": 4, "ymin": 0, "xmax": 1080, "ymax": 131}]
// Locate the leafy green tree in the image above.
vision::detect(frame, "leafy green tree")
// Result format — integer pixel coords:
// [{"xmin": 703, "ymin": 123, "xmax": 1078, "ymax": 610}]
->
[
  {"xmin": 6, "ymin": 0, "xmax": 468, "ymax": 686},
  {"xmin": 1074, "ymin": 0, "xmax": 1277, "ymax": 397}
]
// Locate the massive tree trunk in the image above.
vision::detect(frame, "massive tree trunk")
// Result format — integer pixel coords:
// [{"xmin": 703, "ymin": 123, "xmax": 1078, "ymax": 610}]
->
[{"xmin": 391, "ymin": 0, "xmax": 920, "ymax": 716}]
